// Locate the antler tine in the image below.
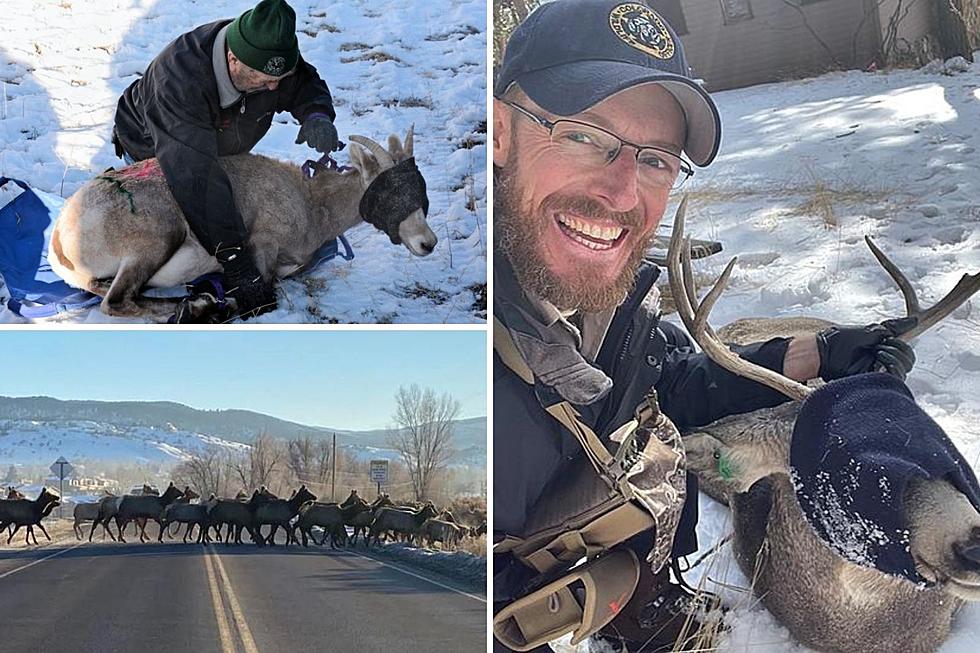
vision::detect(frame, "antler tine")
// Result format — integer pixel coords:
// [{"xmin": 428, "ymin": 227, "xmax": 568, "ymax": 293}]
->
[
  {"xmin": 864, "ymin": 236, "xmax": 920, "ymax": 315},
  {"xmin": 865, "ymin": 236, "xmax": 980, "ymax": 341},
  {"xmin": 903, "ymin": 271, "xmax": 980, "ymax": 340},
  {"xmin": 666, "ymin": 197, "xmax": 812, "ymax": 402},
  {"xmin": 667, "ymin": 197, "xmax": 697, "ymax": 336}
]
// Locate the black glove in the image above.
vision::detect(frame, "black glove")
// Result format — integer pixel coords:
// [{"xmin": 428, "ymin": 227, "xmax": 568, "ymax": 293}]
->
[
  {"xmin": 295, "ymin": 112, "xmax": 339, "ymax": 153},
  {"xmin": 815, "ymin": 316, "xmax": 917, "ymax": 381},
  {"xmin": 219, "ymin": 248, "xmax": 277, "ymax": 320}
]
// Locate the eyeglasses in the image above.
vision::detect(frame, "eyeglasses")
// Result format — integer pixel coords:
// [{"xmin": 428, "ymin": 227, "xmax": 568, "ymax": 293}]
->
[{"xmin": 500, "ymin": 99, "xmax": 694, "ymax": 190}]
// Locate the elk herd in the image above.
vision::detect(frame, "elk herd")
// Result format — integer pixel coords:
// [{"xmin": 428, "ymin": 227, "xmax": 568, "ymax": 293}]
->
[{"xmin": 1, "ymin": 483, "xmax": 485, "ymax": 552}]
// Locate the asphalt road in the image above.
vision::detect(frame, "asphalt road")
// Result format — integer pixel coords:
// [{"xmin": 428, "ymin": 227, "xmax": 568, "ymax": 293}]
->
[{"xmin": 0, "ymin": 538, "xmax": 486, "ymax": 653}]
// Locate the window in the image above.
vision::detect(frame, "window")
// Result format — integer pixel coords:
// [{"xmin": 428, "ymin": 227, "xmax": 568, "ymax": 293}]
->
[
  {"xmin": 720, "ymin": 0, "xmax": 753, "ymax": 25},
  {"xmin": 656, "ymin": 0, "xmax": 689, "ymax": 36}
]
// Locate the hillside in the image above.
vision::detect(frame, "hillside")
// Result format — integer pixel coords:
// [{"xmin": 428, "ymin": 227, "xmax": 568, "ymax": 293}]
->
[{"xmin": 0, "ymin": 396, "xmax": 486, "ymax": 468}]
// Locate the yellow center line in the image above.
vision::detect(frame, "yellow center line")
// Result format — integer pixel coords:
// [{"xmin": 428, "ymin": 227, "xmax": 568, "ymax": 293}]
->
[
  {"xmin": 203, "ymin": 548, "xmax": 238, "ymax": 653},
  {"xmin": 209, "ymin": 546, "xmax": 261, "ymax": 653}
]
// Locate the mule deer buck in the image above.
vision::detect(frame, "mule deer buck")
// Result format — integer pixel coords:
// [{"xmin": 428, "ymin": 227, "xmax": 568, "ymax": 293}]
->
[
  {"xmin": 666, "ymin": 197, "xmax": 980, "ymax": 653},
  {"xmin": 49, "ymin": 127, "xmax": 436, "ymax": 321}
]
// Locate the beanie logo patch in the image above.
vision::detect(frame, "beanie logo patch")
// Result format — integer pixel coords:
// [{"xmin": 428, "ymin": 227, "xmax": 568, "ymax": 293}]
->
[
  {"xmin": 609, "ymin": 3, "xmax": 675, "ymax": 60},
  {"xmin": 263, "ymin": 56, "xmax": 286, "ymax": 76}
]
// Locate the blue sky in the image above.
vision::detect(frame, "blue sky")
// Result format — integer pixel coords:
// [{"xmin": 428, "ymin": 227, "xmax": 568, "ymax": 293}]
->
[{"xmin": 0, "ymin": 330, "xmax": 486, "ymax": 430}]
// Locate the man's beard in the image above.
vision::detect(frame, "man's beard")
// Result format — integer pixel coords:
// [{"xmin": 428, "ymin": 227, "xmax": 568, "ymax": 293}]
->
[{"xmin": 495, "ymin": 163, "xmax": 656, "ymax": 313}]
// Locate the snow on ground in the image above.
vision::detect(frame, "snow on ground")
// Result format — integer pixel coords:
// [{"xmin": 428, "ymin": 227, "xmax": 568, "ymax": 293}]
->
[
  {"xmin": 0, "ymin": 419, "xmax": 249, "ymax": 466},
  {"xmin": 666, "ymin": 55, "xmax": 980, "ymax": 653},
  {"xmin": 0, "ymin": 0, "xmax": 486, "ymax": 323},
  {"xmin": 555, "ymin": 55, "xmax": 980, "ymax": 653},
  {"xmin": 360, "ymin": 540, "xmax": 486, "ymax": 591}
]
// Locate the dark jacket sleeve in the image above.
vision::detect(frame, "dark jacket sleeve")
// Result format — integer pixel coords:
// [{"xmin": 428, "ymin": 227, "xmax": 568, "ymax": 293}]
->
[
  {"xmin": 277, "ymin": 55, "xmax": 335, "ymax": 123},
  {"xmin": 656, "ymin": 334, "xmax": 794, "ymax": 430},
  {"xmin": 143, "ymin": 83, "xmax": 248, "ymax": 255}
]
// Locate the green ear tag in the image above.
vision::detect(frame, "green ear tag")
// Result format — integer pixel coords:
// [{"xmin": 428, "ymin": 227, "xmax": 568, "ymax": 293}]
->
[{"xmin": 717, "ymin": 452, "xmax": 734, "ymax": 481}]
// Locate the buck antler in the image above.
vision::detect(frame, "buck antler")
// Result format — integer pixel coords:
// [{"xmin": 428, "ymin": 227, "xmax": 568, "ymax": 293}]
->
[
  {"xmin": 863, "ymin": 235, "xmax": 980, "ymax": 342},
  {"xmin": 666, "ymin": 199, "xmax": 980, "ymax": 402},
  {"xmin": 666, "ymin": 197, "xmax": 813, "ymax": 402}
]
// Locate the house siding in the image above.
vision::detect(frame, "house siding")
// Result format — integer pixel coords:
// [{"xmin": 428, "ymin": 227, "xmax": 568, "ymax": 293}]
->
[{"xmin": 667, "ymin": 0, "xmax": 883, "ymax": 91}]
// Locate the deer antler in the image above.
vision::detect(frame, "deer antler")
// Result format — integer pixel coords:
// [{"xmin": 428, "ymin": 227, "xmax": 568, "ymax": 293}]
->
[
  {"xmin": 666, "ymin": 197, "xmax": 813, "ymax": 402},
  {"xmin": 864, "ymin": 235, "xmax": 980, "ymax": 342},
  {"xmin": 348, "ymin": 135, "xmax": 395, "ymax": 168}
]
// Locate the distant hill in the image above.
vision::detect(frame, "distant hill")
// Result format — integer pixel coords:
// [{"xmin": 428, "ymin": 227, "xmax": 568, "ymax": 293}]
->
[{"xmin": 0, "ymin": 396, "xmax": 485, "ymax": 467}]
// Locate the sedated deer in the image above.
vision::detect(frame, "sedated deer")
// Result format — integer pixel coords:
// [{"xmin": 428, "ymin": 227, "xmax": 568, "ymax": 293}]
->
[
  {"xmin": 666, "ymin": 197, "xmax": 980, "ymax": 653},
  {"xmin": 50, "ymin": 128, "xmax": 436, "ymax": 321}
]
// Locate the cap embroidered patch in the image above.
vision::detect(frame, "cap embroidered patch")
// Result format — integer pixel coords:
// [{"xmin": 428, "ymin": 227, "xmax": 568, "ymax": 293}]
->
[
  {"xmin": 608, "ymin": 3, "xmax": 675, "ymax": 60},
  {"xmin": 263, "ymin": 56, "xmax": 286, "ymax": 76}
]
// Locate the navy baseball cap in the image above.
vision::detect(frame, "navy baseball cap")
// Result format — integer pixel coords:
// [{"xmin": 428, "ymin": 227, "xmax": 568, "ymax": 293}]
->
[{"xmin": 495, "ymin": 0, "xmax": 721, "ymax": 167}]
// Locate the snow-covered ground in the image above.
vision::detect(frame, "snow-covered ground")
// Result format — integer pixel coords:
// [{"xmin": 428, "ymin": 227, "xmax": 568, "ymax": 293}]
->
[
  {"xmin": 0, "ymin": 0, "xmax": 486, "ymax": 323},
  {"xmin": 0, "ymin": 419, "xmax": 249, "ymax": 465},
  {"xmin": 554, "ymin": 55, "xmax": 980, "ymax": 653},
  {"xmin": 360, "ymin": 540, "xmax": 486, "ymax": 591}
]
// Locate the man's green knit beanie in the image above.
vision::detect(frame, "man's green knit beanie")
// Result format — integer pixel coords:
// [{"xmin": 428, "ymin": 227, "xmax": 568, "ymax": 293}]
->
[{"xmin": 226, "ymin": 0, "xmax": 299, "ymax": 76}]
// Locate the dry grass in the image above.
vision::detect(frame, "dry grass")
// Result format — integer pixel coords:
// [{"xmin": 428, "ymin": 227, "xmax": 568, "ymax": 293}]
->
[
  {"xmin": 457, "ymin": 534, "xmax": 486, "ymax": 557},
  {"xmin": 340, "ymin": 51, "xmax": 402, "ymax": 64},
  {"xmin": 682, "ymin": 182, "xmax": 894, "ymax": 211},
  {"xmin": 446, "ymin": 495, "xmax": 487, "ymax": 524},
  {"xmin": 381, "ymin": 96, "xmax": 434, "ymax": 110}
]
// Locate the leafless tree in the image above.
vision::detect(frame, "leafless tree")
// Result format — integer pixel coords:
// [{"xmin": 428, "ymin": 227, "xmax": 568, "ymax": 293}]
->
[
  {"xmin": 388, "ymin": 384, "xmax": 460, "ymax": 502},
  {"xmin": 287, "ymin": 435, "xmax": 332, "ymax": 492},
  {"xmin": 172, "ymin": 446, "xmax": 226, "ymax": 497},
  {"xmin": 233, "ymin": 431, "xmax": 284, "ymax": 492}
]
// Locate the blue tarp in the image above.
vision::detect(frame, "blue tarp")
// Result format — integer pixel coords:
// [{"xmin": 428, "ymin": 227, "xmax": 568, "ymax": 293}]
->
[{"xmin": 0, "ymin": 177, "xmax": 100, "ymax": 317}]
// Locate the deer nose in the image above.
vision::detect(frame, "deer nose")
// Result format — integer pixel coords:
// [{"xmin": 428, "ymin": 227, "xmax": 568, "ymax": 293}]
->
[{"xmin": 420, "ymin": 241, "xmax": 434, "ymax": 254}]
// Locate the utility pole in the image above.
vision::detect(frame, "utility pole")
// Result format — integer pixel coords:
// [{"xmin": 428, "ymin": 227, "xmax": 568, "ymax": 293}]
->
[{"xmin": 331, "ymin": 433, "xmax": 337, "ymax": 502}]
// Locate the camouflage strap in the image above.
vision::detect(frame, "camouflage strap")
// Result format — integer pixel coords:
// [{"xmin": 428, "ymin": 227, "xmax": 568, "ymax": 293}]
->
[{"xmin": 622, "ymin": 394, "xmax": 686, "ymax": 569}]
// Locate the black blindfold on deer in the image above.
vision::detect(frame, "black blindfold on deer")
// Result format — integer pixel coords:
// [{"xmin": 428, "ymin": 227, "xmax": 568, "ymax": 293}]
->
[{"xmin": 359, "ymin": 158, "xmax": 429, "ymax": 245}]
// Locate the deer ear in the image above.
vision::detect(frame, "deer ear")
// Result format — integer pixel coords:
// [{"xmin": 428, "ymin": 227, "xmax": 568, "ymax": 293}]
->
[
  {"xmin": 387, "ymin": 135, "xmax": 405, "ymax": 162},
  {"xmin": 351, "ymin": 143, "xmax": 381, "ymax": 180}
]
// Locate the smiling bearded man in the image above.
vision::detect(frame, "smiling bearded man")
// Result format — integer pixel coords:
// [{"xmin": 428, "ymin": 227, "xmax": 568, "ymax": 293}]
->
[
  {"xmin": 494, "ymin": 81, "xmax": 684, "ymax": 312},
  {"xmin": 491, "ymin": 2, "xmax": 918, "ymax": 652}
]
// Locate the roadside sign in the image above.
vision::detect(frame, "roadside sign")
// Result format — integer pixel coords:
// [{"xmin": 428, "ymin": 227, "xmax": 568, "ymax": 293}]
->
[
  {"xmin": 50, "ymin": 456, "xmax": 72, "ymax": 519},
  {"xmin": 50, "ymin": 456, "xmax": 73, "ymax": 478},
  {"xmin": 370, "ymin": 459, "xmax": 388, "ymax": 484}
]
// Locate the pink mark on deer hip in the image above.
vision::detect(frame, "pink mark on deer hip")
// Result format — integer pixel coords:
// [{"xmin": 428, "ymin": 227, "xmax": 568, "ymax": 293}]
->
[{"xmin": 116, "ymin": 158, "xmax": 163, "ymax": 181}]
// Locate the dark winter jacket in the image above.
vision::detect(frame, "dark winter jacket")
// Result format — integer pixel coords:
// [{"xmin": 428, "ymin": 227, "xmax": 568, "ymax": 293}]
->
[
  {"xmin": 493, "ymin": 252, "xmax": 794, "ymax": 611},
  {"xmin": 113, "ymin": 20, "xmax": 335, "ymax": 255}
]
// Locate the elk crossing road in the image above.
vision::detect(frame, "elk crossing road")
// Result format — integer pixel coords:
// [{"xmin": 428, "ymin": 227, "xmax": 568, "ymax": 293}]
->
[{"xmin": 0, "ymin": 539, "xmax": 486, "ymax": 652}]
